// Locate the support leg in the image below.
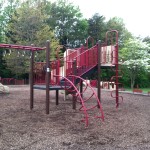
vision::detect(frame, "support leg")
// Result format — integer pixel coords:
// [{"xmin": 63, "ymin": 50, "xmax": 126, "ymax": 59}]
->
[
  {"xmin": 80, "ymin": 80, "xmax": 83, "ymax": 98},
  {"xmin": 46, "ymin": 40, "xmax": 50, "ymax": 114},
  {"xmin": 56, "ymin": 90, "xmax": 59, "ymax": 105},
  {"xmin": 30, "ymin": 48, "xmax": 34, "ymax": 110},
  {"xmin": 72, "ymin": 94, "xmax": 76, "ymax": 109},
  {"xmin": 97, "ymin": 41, "xmax": 101, "ymax": 108}
]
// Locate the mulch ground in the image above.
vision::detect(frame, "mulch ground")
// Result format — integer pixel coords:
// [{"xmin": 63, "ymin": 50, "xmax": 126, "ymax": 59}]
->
[{"xmin": 0, "ymin": 85, "xmax": 150, "ymax": 150}]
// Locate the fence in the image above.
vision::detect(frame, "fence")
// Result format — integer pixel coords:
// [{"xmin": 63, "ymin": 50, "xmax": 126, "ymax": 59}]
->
[{"xmin": 1, "ymin": 78, "xmax": 29, "ymax": 85}]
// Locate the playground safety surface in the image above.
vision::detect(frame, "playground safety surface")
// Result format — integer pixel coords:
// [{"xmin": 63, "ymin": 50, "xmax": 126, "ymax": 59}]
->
[{"xmin": 0, "ymin": 85, "xmax": 150, "ymax": 150}]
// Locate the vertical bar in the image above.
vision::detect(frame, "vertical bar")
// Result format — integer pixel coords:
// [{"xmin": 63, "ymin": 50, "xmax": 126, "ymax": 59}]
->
[
  {"xmin": 30, "ymin": 46, "xmax": 34, "ymax": 110},
  {"xmin": 80, "ymin": 80, "xmax": 83, "ymax": 98},
  {"xmin": 97, "ymin": 41, "xmax": 101, "ymax": 104},
  {"xmin": 56, "ymin": 60, "xmax": 58, "ymax": 84},
  {"xmin": 56, "ymin": 60, "xmax": 59, "ymax": 105},
  {"xmin": 56, "ymin": 90, "xmax": 59, "ymax": 105},
  {"xmin": 64, "ymin": 51, "xmax": 67, "ymax": 101},
  {"xmin": 46, "ymin": 40, "xmax": 50, "ymax": 114},
  {"xmin": 115, "ymin": 44, "xmax": 119, "ymax": 108},
  {"xmin": 72, "ymin": 59, "xmax": 77, "ymax": 109}
]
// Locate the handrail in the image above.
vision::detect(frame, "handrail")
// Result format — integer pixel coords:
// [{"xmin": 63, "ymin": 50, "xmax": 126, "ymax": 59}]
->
[
  {"xmin": 75, "ymin": 45, "xmax": 97, "ymax": 60},
  {"xmin": 86, "ymin": 36, "xmax": 95, "ymax": 48},
  {"xmin": 105, "ymin": 30, "xmax": 118, "ymax": 46}
]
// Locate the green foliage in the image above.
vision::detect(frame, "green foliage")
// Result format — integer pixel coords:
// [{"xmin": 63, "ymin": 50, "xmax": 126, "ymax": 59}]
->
[
  {"xmin": 119, "ymin": 65, "xmax": 130, "ymax": 87},
  {"xmin": 106, "ymin": 17, "xmax": 133, "ymax": 47},
  {"xmin": 0, "ymin": 0, "xmax": 19, "ymax": 78},
  {"xmin": 45, "ymin": 0, "xmax": 88, "ymax": 47},
  {"xmin": 4, "ymin": 50, "xmax": 30, "ymax": 78},
  {"xmin": 88, "ymin": 13, "xmax": 106, "ymax": 42},
  {"xmin": 3, "ymin": 0, "xmax": 58, "ymax": 77},
  {"xmin": 0, "ymin": 50, "xmax": 12, "ymax": 78},
  {"xmin": 120, "ymin": 38, "xmax": 150, "ymax": 88},
  {"xmin": 143, "ymin": 36, "xmax": 150, "ymax": 52},
  {"xmin": 135, "ymin": 70, "xmax": 150, "ymax": 88}
]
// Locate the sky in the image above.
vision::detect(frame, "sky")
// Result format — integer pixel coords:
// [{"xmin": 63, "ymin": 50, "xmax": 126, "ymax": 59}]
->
[{"xmin": 68, "ymin": 0, "xmax": 150, "ymax": 38}]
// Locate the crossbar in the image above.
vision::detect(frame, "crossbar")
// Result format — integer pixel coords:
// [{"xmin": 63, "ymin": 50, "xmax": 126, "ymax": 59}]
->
[{"xmin": 0, "ymin": 43, "xmax": 45, "ymax": 51}]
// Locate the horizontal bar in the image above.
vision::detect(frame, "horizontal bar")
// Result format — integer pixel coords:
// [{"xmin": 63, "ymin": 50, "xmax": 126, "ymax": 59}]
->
[{"xmin": 0, "ymin": 43, "xmax": 46, "ymax": 51}]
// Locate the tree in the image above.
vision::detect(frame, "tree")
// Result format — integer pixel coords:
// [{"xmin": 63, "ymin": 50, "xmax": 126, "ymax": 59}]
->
[
  {"xmin": 0, "ymin": 0, "xmax": 19, "ymax": 78},
  {"xmin": 106, "ymin": 17, "xmax": 133, "ymax": 47},
  {"xmin": 4, "ymin": 1, "xmax": 58, "ymax": 78},
  {"xmin": 143, "ymin": 36, "xmax": 150, "ymax": 51},
  {"xmin": 69, "ymin": 18, "xmax": 88, "ymax": 47},
  {"xmin": 88, "ymin": 13, "xmax": 106, "ymax": 42},
  {"xmin": 120, "ymin": 38, "xmax": 150, "ymax": 89},
  {"xmin": 45, "ymin": 0, "xmax": 88, "ymax": 48},
  {"xmin": 0, "ymin": 1, "xmax": 4, "ymax": 43}
]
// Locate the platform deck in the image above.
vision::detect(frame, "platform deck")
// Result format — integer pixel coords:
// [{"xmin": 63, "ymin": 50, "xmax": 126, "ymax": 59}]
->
[{"xmin": 33, "ymin": 85, "xmax": 67, "ymax": 90}]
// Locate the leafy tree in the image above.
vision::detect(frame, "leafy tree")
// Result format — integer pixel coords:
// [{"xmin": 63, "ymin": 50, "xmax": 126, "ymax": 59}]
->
[
  {"xmin": 143, "ymin": 36, "xmax": 150, "ymax": 50},
  {"xmin": 142, "ymin": 36, "xmax": 150, "ymax": 87},
  {"xmin": 0, "ymin": 1, "xmax": 4, "ymax": 43},
  {"xmin": 5, "ymin": 0, "xmax": 58, "ymax": 51},
  {"xmin": 106, "ymin": 17, "xmax": 133, "ymax": 47},
  {"xmin": 88, "ymin": 13, "xmax": 106, "ymax": 42},
  {"xmin": 0, "ymin": 1, "xmax": 5, "ymax": 77},
  {"xmin": 4, "ymin": 1, "xmax": 58, "ymax": 78},
  {"xmin": 120, "ymin": 38, "xmax": 150, "ymax": 89},
  {"xmin": 143, "ymin": 36, "xmax": 150, "ymax": 44},
  {"xmin": 0, "ymin": 0, "xmax": 19, "ymax": 78},
  {"xmin": 68, "ymin": 18, "xmax": 88, "ymax": 47},
  {"xmin": 45, "ymin": 0, "xmax": 88, "ymax": 48}
]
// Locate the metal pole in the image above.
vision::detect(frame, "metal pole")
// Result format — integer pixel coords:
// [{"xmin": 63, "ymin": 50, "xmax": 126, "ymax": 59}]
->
[
  {"xmin": 56, "ymin": 60, "xmax": 59, "ymax": 105},
  {"xmin": 115, "ymin": 44, "xmax": 119, "ymax": 108},
  {"xmin": 46, "ymin": 40, "xmax": 50, "ymax": 114},
  {"xmin": 72, "ymin": 59, "xmax": 77, "ymax": 109},
  {"xmin": 30, "ymin": 45, "xmax": 34, "ymax": 110},
  {"xmin": 80, "ymin": 80, "xmax": 83, "ymax": 98},
  {"xmin": 97, "ymin": 41, "xmax": 101, "ymax": 104},
  {"xmin": 56, "ymin": 90, "xmax": 59, "ymax": 105}
]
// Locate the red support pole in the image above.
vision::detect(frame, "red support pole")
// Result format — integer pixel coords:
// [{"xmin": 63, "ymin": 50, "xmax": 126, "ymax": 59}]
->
[
  {"xmin": 97, "ymin": 41, "xmax": 101, "ymax": 103},
  {"xmin": 56, "ymin": 60, "xmax": 59, "ymax": 105},
  {"xmin": 72, "ymin": 59, "xmax": 77, "ymax": 109},
  {"xmin": 115, "ymin": 43, "xmax": 119, "ymax": 108}
]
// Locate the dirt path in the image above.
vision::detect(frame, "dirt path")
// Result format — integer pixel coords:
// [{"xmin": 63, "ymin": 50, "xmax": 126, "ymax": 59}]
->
[{"xmin": 0, "ymin": 86, "xmax": 150, "ymax": 150}]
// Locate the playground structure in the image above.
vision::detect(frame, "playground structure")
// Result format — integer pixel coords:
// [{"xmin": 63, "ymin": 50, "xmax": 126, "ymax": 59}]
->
[
  {"xmin": 0, "ymin": 30, "xmax": 123, "ymax": 126},
  {"xmin": 90, "ymin": 80, "xmax": 116, "ymax": 90}
]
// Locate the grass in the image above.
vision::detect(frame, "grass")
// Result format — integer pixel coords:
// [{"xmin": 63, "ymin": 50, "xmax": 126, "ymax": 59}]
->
[{"xmin": 125, "ymin": 88, "xmax": 150, "ymax": 93}]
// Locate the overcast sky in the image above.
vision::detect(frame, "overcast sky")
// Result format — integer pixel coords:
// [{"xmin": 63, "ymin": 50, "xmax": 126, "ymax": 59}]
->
[
  {"xmin": 68, "ymin": 0, "xmax": 150, "ymax": 38},
  {"xmin": 5, "ymin": 0, "xmax": 149, "ymax": 37}
]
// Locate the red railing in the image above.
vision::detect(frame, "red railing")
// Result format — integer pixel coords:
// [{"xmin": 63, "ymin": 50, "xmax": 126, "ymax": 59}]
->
[
  {"xmin": 64, "ymin": 45, "xmax": 98, "ymax": 76},
  {"xmin": 33, "ymin": 47, "xmax": 84, "ymax": 85}
]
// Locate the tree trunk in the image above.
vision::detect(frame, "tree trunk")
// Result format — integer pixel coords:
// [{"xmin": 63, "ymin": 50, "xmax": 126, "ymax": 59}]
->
[
  {"xmin": 131, "ymin": 80, "xmax": 135, "ymax": 89},
  {"xmin": 130, "ymin": 71, "xmax": 136, "ymax": 89}
]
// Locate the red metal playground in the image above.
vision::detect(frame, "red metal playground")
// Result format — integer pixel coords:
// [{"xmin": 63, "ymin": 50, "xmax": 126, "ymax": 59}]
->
[{"xmin": 0, "ymin": 30, "xmax": 123, "ymax": 126}]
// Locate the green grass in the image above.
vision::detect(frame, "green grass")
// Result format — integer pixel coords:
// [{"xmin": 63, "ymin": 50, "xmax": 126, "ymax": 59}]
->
[{"xmin": 125, "ymin": 88, "xmax": 150, "ymax": 93}]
